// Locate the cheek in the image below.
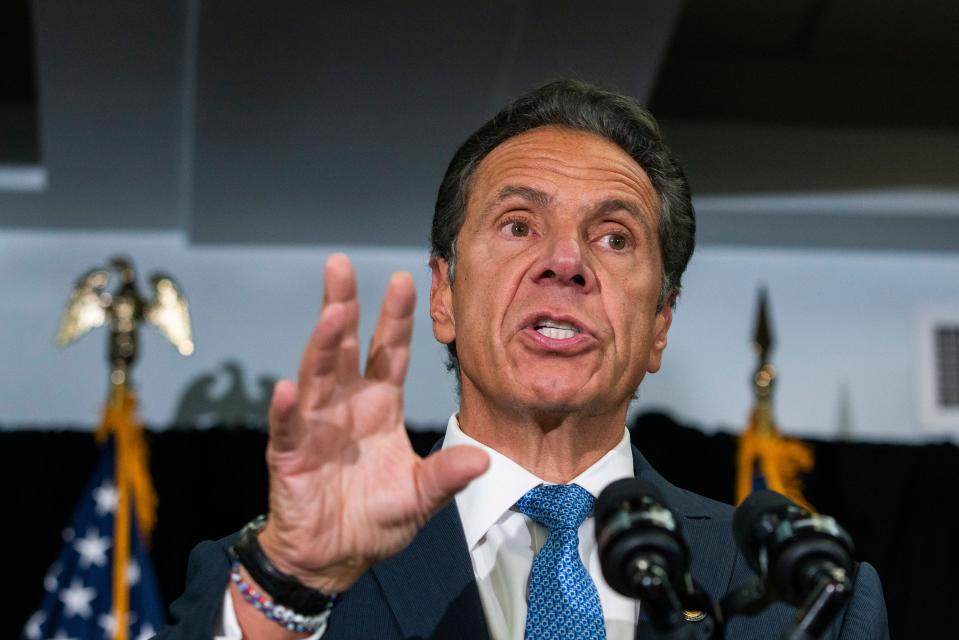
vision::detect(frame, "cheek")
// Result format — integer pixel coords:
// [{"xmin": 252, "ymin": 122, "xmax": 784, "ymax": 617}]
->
[
  {"xmin": 453, "ymin": 276, "xmax": 504, "ymax": 340},
  {"xmin": 610, "ymin": 285, "xmax": 657, "ymax": 355},
  {"xmin": 467, "ymin": 250, "xmax": 529, "ymax": 306}
]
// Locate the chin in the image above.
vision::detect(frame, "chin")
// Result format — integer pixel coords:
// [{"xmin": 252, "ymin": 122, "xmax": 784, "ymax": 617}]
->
[
  {"xmin": 517, "ymin": 377, "xmax": 595, "ymax": 412},
  {"xmin": 514, "ymin": 364, "xmax": 641, "ymax": 415}
]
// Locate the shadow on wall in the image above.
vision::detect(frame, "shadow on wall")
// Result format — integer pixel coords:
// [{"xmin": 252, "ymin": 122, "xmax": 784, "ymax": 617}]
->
[{"xmin": 172, "ymin": 360, "xmax": 275, "ymax": 428}]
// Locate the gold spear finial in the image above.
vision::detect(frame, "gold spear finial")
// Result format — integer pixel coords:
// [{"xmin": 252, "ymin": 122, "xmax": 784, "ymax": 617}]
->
[
  {"xmin": 754, "ymin": 287, "xmax": 773, "ymax": 362},
  {"xmin": 752, "ymin": 287, "xmax": 777, "ymax": 417},
  {"xmin": 736, "ymin": 286, "xmax": 815, "ymax": 511}
]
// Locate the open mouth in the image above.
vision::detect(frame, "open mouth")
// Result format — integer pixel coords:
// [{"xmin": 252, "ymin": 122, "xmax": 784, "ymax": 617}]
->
[{"xmin": 533, "ymin": 318, "xmax": 581, "ymax": 340}]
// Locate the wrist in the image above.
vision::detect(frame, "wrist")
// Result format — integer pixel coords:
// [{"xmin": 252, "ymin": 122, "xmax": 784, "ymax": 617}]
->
[
  {"xmin": 231, "ymin": 516, "xmax": 337, "ymax": 617},
  {"xmin": 229, "ymin": 563, "xmax": 326, "ymax": 637},
  {"xmin": 258, "ymin": 519, "xmax": 364, "ymax": 594}
]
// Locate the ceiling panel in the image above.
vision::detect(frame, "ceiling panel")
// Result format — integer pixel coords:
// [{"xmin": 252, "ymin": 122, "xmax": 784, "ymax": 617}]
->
[
  {"xmin": 812, "ymin": 0, "xmax": 959, "ymax": 63},
  {"xmin": 188, "ymin": 0, "xmax": 680, "ymax": 245},
  {"xmin": 0, "ymin": 1, "xmax": 186, "ymax": 228}
]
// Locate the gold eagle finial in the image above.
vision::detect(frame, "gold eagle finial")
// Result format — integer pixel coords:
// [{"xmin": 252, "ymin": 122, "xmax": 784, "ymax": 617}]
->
[{"xmin": 56, "ymin": 256, "xmax": 193, "ymax": 384}]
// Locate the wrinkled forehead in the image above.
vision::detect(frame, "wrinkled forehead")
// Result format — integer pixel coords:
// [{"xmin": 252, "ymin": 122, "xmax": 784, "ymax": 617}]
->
[{"xmin": 465, "ymin": 125, "xmax": 661, "ymax": 226}]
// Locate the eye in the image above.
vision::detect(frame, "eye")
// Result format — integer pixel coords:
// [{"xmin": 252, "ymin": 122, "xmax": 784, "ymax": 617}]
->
[
  {"xmin": 502, "ymin": 220, "xmax": 531, "ymax": 238},
  {"xmin": 600, "ymin": 232, "xmax": 629, "ymax": 251}
]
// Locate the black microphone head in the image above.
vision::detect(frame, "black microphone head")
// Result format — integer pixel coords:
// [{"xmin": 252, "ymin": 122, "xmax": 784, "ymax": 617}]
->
[
  {"xmin": 733, "ymin": 490, "xmax": 803, "ymax": 567},
  {"xmin": 595, "ymin": 477, "xmax": 666, "ymax": 525},
  {"xmin": 733, "ymin": 491, "xmax": 855, "ymax": 606},
  {"xmin": 595, "ymin": 477, "xmax": 688, "ymax": 599}
]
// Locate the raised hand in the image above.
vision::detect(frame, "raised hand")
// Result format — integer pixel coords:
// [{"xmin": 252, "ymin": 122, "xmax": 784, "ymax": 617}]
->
[{"xmin": 255, "ymin": 254, "xmax": 489, "ymax": 594}]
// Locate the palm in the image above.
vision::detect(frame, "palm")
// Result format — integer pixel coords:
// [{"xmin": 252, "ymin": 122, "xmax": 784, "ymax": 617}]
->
[{"xmin": 259, "ymin": 254, "xmax": 487, "ymax": 593}]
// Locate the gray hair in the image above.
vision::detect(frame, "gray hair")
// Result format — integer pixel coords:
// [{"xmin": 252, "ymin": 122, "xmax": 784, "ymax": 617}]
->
[{"xmin": 430, "ymin": 79, "xmax": 695, "ymax": 377}]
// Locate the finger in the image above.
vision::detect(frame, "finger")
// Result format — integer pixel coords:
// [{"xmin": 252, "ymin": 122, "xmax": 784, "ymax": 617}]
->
[
  {"xmin": 297, "ymin": 301, "xmax": 349, "ymax": 410},
  {"xmin": 365, "ymin": 271, "xmax": 416, "ymax": 384},
  {"xmin": 322, "ymin": 253, "xmax": 361, "ymax": 381},
  {"xmin": 267, "ymin": 379, "xmax": 301, "ymax": 452},
  {"xmin": 414, "ymin": 445, "xmax": 490, "ymax": 515}
]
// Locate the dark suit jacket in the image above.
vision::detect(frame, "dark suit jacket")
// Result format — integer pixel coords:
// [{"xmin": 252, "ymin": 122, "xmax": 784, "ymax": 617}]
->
[{"xmin": 158, "ymin": 445, "xmax": 888, "ymax": 639}]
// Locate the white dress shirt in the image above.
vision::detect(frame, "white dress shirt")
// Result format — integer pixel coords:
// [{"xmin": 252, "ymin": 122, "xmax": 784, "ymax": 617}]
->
[
  {"xmin": 217, "ymin": 414, "xmax": 639, "ymax": 638},
  {"xmin": 445, "ymin": 414, "xmax": 639, "ymax": 639}
]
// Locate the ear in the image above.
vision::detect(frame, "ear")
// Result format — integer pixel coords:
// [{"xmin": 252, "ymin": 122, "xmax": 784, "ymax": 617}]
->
[
  {"xmin": 429, "ymin": 258, "xmax": 456, "ymax": 345},
  {"xmin": 645, "ymin": 294, "xmax": 674, "ymax": 374}
]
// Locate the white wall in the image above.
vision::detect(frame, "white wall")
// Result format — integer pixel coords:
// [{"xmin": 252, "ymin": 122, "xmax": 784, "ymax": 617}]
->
[
  {"xmin": 4, "ymin": 228, "xmax": 958, "ymax": 442},
  {"xmin": 1, "ymin": 230, "xmax": 458, "ymax": 430},
  {"xmin": 636, "ymin": 244, "xmax": 959, "ymax": 442}
]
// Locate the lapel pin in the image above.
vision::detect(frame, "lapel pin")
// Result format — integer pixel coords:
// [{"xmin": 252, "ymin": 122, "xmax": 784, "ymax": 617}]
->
[{"xmin": 682, "ymin": 609, "xmax": 706, "ymax": 622}]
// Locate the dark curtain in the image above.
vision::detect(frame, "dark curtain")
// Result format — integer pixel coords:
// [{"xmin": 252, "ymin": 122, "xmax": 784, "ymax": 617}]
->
[{"xmin": 4, "ymin": 413, "xmax": 956, "ymax": 639}]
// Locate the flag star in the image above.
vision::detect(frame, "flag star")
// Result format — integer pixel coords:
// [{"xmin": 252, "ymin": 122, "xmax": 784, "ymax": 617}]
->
[
  {"xmin": 59, "ymin": 578, "xmax": 97, "ymax": 619},
  {"xmin": 99, "ymin": 610, "xmax": 136, "ymax": 637},
  {"xmin": 134, "ymin": 622, "xmax": 156, "ymax": 640},
  {"xmin": 98, "ymin": 612, "xmax": 117, "ymax": 637},
  {"xmin": 51, "ymin": 630, "xmax": 79, "ymax": 640},
  {"xmin": 74, "ymin": 527, "xmax": 111, "ymax": 569},
  {"xmin": 44, "ymin": 562, "xmax": 62, "ymax": 592},
  {"xmin": 93, "ymin": 481, "xmax": 119, "ymax": 515},
  {"xmin": 127, "ymin": 558, "xmax": 141, "ymax": 586},
  {"xmin": 23, "ymin": 610, "xmax": 45, "ymax": 639}
]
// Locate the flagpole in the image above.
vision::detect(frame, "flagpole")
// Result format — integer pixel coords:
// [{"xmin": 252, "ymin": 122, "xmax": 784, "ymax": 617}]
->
[
  {"xmin": 97, "ymin": 380, "xmax": 131, "ymax": 640},
  {"xmin": 24, "ymin": 256, "xmax": 189, "ymax": 639},
  {"xmin": 735, "ymin": 288, "xmax": 815, "ymax": 511},
  {"xmin": 114, "ymin": 385, "xmax": 131, "ymax": 640}
]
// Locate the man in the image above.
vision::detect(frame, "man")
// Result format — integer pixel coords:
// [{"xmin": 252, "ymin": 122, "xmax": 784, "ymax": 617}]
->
[{"xmin": 159, "ymin": 80, "xmax": 887, "ymax": 639}]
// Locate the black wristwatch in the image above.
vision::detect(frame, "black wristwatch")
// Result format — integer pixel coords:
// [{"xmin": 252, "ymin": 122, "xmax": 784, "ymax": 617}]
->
[{"xmin": 231, "ymin": 515, "xmax": 336, "ymax": 616}]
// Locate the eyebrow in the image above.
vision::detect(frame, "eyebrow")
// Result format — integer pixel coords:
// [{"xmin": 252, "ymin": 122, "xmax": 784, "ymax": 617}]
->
[
  {"xmin": 593, "ymin": 198, "xmax": 654, "ymax": 234},
  {"xmin": 481, "ymin": 185, "xmax": 654, "ymax": 234},
  {"xmin": 481, "ymin": 185, "xmax": 552, "ymax": 217}
]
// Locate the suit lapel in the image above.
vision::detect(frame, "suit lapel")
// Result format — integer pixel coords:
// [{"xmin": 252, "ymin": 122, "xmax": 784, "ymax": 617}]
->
[
  {"xmin": 371, "ymin": 499, "xmax": 489, "ymax": 639},
  {"xmin": 369, "ymin": 440, "xmax": 736, "ymax": 638},
  {"xmin": 630, "ymin": 444, "xmax": 739, "ymax": 600}
]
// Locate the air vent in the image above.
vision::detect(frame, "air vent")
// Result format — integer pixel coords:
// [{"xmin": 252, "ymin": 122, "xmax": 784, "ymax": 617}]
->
[
  {"xmin": 919, "ymin": 311, "xmax": 959, "ymax": 431},
  {"xmin": 937, "ymin": 327, "xmax": 959, "ymax": 407}
]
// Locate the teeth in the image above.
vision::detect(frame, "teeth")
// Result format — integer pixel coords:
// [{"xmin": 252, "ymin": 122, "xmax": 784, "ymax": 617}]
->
[
  {"xmin": 534, "ymin": 320, "xmax": 580, "ymax": 340},
  {"xmin": 537, "ymin": 326, "xmax": 577, "ymax": 340}
]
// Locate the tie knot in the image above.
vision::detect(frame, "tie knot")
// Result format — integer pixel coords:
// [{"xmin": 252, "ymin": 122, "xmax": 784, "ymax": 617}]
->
[{"xmin": 516, "ymin": 483, "xmax": 594, "ymax": 531}]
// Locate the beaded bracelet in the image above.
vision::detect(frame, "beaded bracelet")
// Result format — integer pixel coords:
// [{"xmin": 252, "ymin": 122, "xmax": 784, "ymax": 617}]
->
[
  {"xmin": 230, "ymin": 561, "xmax": 332, "ymax": 634},
  {"xmin": 232, "ymin": 516, "xmax": 334, "ymax": 615}
]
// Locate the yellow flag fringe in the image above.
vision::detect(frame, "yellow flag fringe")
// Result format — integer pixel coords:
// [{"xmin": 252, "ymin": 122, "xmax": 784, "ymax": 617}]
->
[
  {"xmin": 735, "ymin": 405, "xmax": 815, "ymax": 512},
  {"xmin": 95, "ymin": 383, "xmax": 158, "ymax": 640}
]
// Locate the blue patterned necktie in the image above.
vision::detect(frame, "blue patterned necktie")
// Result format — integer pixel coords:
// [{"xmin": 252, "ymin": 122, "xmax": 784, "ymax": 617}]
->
[{"xmin": 517, "ymin": 483, "xmax": 606, "ymax": 640}]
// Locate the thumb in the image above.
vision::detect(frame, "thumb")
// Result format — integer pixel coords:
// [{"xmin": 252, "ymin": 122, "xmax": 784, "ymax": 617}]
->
[
  {"xmin": 267, "ymin": 379, "xmax": 301, "ymax": 453},
  {"xmin": 415, "ymin": 445, "xmax": 490, "ymax": 514}
]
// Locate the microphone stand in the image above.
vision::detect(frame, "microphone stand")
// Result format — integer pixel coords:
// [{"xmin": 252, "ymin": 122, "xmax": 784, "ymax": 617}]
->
[
  {"xmin": 629, "ymin": 559, "xmax": 723, "ymax": 640},
  {"xmin": 718, "ymin": 564, "xmax": 853, "ymax": 640},
  {"xmin": 784, "ymin": 563, "xmax": 853, "ymax": 640}
]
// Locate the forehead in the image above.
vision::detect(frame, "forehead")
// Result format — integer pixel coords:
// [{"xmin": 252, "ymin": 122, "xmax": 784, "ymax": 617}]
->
[{"xmin": 467, "ymin": 125, "xmax": 659, "ymax": 217}]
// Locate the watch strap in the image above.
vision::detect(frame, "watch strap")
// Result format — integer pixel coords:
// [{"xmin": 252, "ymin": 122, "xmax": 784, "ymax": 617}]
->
[{"xmin": 231, "ymin": 515, "xmax": 336, "ymax": 616}]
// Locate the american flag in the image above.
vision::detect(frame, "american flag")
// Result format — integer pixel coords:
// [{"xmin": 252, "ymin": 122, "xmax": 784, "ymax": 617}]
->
[{"xmin": 21, "ymin": 439, "xmax": 165, "ymax": 640}]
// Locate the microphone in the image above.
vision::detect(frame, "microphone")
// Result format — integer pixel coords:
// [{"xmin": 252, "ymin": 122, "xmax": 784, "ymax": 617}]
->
[
  {"xmin": 595, "ymin": 477, "xmax": 690, "ymax": 599},
  {"xmin": 729, "ymin": 490, "xmax": 855, "ymax": 639},
  {"xmin": 733, "ymin": 490, "xmax": 854, "ymax": 607},
  {"xmin": 596, "ymin": 478, "xmax": 721, "ymax": 639}
]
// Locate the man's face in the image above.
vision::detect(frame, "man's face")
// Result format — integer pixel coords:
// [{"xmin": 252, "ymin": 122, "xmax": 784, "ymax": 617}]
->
[{"xmin": 430, "ymin": 125, "xmax": 672, "ymax": 417}]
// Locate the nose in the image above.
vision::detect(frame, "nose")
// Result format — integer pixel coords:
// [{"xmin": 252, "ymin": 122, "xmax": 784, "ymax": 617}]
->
[{"xmin": 531, "ymin": 235, "xmax": 595, "ymax": 292}]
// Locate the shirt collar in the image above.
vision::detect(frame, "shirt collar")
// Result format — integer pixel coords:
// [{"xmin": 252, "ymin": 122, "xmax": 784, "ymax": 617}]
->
[{"xmin": 443, "ymin": 413, "xmax": 635, "ymax": 549}]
